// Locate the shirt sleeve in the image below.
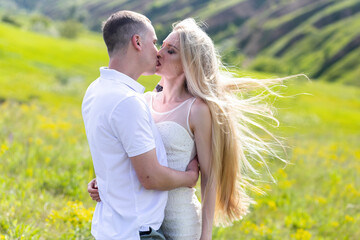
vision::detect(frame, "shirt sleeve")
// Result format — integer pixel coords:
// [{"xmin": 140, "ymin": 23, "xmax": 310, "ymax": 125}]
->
[
  {"xmin": 142, "ymin": 91, "xmax": 153, "ymax": 106},
  {"xmin": 109, "ymin": 96, "xmax": 156, "ymax": 157}
]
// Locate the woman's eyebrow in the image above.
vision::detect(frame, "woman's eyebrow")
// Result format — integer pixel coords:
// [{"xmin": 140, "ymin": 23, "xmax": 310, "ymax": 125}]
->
[
  {"xmin": 163, "ymin": 42, "xmax": 179, "ymax": 50},
  {"xmin": 168, "ymin": 44, "xmax": 179, "ymax": 50}
]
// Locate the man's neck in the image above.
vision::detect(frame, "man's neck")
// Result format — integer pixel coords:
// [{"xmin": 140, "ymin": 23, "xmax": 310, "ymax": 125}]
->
[{"xmin": 108, "ymin": 57, "xmax": 142, "ymax": 81}]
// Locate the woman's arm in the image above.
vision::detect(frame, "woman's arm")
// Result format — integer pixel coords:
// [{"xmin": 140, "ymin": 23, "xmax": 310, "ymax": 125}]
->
[{"xmin": 191, "ymin": 99, "xmax": 216, "ymax": 240}]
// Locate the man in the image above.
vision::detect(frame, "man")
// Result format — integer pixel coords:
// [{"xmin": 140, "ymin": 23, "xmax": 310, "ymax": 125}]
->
[{"xmin": 82, "ymin": 11, "xmax": 199, "ymax": 240}]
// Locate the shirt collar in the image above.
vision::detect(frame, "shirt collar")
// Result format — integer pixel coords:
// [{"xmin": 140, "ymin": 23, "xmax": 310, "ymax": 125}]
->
[{"xmin": 99, "ymin": 67, "xmax": 145, "ymax": 93}]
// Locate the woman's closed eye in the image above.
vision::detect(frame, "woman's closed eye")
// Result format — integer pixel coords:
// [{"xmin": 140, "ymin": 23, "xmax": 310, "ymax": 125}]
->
[{"xmin": 160, "ymin": 42, "xmax": 177, "ymax": 54}]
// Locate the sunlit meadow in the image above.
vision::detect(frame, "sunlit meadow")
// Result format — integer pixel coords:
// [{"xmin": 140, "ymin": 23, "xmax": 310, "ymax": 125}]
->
[{"xmin": 0, "ymin": 22, "xmax": 359, "ymax": 239}]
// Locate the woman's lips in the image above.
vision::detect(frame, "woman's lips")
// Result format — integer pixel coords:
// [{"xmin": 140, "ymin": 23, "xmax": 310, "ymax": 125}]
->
[{"xmin": 156, "ymin": 60, "xmax": 161, "ymax": 67}]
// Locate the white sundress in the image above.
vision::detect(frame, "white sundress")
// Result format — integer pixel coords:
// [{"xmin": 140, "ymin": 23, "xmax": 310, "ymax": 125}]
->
[{"xmin": 144, "ymin": 92, "xmax": 202, "ymax": 240}]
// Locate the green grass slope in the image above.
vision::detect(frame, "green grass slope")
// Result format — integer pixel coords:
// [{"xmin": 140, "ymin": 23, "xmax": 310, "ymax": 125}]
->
[{"xmin": 0, "ymin": 22, "xmax": 108, "ymax": 105}]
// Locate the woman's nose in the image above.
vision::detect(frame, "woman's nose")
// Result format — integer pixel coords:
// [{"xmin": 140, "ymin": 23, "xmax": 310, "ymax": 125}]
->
[{"xmin": 157, "ymin": 48, "xmax": 163, "ymax": 58}]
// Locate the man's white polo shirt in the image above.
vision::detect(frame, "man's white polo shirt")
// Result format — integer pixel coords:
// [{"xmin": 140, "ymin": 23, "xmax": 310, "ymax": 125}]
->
[{"xmin": 82, "ymin": 67, "xmax": 168, "ymax": 240}]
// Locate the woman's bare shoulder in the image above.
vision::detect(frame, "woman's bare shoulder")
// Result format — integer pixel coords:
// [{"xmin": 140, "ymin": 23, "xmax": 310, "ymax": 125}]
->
[
  {"xmin": 193, "ymin": 98, "xmax": 209, "ymax": 111},
  {"xmin": 190, "ymin": 98, "xmax": 211, "ymax": 127}
]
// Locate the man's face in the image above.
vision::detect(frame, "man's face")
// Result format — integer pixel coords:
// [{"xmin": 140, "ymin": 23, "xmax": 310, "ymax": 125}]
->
[{"xmin": 142, "ymin": 23, "xmax": 159, "ymax": 76}]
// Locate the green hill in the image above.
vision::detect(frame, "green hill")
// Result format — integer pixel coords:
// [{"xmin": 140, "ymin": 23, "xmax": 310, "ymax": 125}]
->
[{"xmin": 1, "ymin": 0, "xmax": 360, "ymax": 85}]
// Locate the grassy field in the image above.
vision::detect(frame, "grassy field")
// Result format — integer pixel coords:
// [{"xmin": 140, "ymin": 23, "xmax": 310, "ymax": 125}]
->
[{"xmin": 0, "ymin": 22, "xmax": 359, "ymax": 239}]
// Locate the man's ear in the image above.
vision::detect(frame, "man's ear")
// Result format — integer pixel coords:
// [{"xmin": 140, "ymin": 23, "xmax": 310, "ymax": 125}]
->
[{"xmin": 131, "ymin": 34, "xmax": 141, "ymax": 51}]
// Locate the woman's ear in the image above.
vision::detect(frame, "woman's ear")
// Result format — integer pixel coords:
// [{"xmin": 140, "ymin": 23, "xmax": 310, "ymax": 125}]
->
[{"xmin": 131, "ymin": 34, "xmax": 141, "ymax": 51}]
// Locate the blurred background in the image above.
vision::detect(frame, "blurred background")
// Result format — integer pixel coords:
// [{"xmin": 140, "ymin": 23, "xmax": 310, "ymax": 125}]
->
[{"xmin": 0, "ymin": 0, "xmax": 359, "ymax": 239}]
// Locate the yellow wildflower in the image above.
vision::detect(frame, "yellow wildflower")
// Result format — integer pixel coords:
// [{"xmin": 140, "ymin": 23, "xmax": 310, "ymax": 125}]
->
[
  {"xmin": 267, "ymin": 200, "xmax": 277, "ymax": 210},
  {"xmin": 35, "ymin": 138, "xmax": 43, "ymax": 145},
  {"xmin": 277, "ymin": 168, "xmax": 288, "ymax": 178},
  {"xmin": 20, "ymin": 104, "xmax": 30, "ymax": 113},
  {"xmin": 255, "ymin": 223, "xmax": 272, "ymax": 236},
  {"xmin": 343, "ymin": 184, "xmax": 360, "ymax": 198},
  {"xmin": 279, "ymin": 180, "xmax": 294, "ymax": 189},
  {"xmin": 52, "ymin": 131, "xmax": 60, "ymax": 139},
  {"xmin": 68, "ymin": 137, "xmax": 77, "ymax": 144},
  {"xmin": 58, "ymin": 121, "xmax": 71, "ymax": 131},
  {"xmin": 331, "ymin": 221, "xmax": 339, "ymax": 228},
  {"xmin": 45, "ymin": 145, "xmax": 54, "ymax": 151},
  {"xmin": 314, "ymin": 196, "xmax": 327, "ymax": 205},
  {"xmin": 355, "ymin": 150, "xmax": 360, "ymax": 160},
  {"xmin": 46, "ymin": 201, "xmax": 94, "ymax": 228},
  {"xmin": 291, "ymin": 228, "xmax": 312, "ymax": 240},
  {"xmin": 0, "ymin": 144, "xmax": 9, "ymax": 154},
  {"xmin": 329, "ymin": 144, "xmax": 337, "ymax": 152},
  {"xmin": 345, "ymin": 215, "xmax": 355, "ymax": 223},
  {"xmin": 26, "ymin": 168, "xmax": 33, "ymax": 177}
]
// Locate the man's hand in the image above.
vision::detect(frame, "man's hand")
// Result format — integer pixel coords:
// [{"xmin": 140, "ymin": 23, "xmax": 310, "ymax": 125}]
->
[
  {"xmin": 88, "ymin": 178, "xmax": 101, "ymax": 202},
  {"xmin": 185, "ymin": 156, "xmax": 200, "ymax": 188}
]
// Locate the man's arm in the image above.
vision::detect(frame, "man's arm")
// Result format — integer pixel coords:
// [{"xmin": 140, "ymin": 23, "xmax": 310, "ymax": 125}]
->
[
  {"xmin": 131, "ymin": 149, "xmax": 199, "ymax": 190},
  {"xmin": 111, "ymin": 96, "xmax": 199, "ymax": 191},
  {"xmin": 87, "ymin": 156, "xmax": 198, "ymax": 201}
]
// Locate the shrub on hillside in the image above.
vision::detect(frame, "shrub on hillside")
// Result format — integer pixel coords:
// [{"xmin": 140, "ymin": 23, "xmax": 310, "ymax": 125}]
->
[
  {"xmin": 28, "ymin": 14, "xmax": 58, "ymax": 36},
  {"xmin": 154, "ymin": 23, "xmax": 169, "ymax": 43},
  {"xmin": 58, "ymin": 20, "xmax": 83, "ymax": 39},
  {"xmin": 30, "ymin": 14, "xmax": 50, "ymax": 30},
  {"xmin": 250, "ymin": 56, "xmax": 292, "ymax": 75},
  {"xmin": 1, "ymin": 14, "xmax": 21, "ymax": 27}
]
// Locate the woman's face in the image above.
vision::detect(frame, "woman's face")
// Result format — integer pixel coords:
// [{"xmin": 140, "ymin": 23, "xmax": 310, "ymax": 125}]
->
[{"xmin": 156, "ymin": 31, "xmax": 184, "ymax": 78}]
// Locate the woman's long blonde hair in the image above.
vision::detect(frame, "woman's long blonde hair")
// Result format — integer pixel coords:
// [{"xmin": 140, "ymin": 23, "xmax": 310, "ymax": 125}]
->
[{"xmin": 173, "ymin": 18, "xmax": 300, "ymax": 225}]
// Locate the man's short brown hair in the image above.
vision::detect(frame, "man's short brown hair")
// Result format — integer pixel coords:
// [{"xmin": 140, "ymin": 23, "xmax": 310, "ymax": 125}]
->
[{"xmin": 102, "ymin": 11, "xmax": 151, "ymax": 55}]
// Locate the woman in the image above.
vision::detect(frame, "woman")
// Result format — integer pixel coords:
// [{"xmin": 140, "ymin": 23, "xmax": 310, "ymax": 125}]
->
[{"xmin": 89, "ymin": 18, "xmax": 291, "ymax": 239}]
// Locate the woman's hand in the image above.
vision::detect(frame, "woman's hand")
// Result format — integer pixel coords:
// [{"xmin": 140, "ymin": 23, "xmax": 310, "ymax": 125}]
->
[{"xmin": 88, "ymin": 178, "xmax": 101, "ymax": 202}]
